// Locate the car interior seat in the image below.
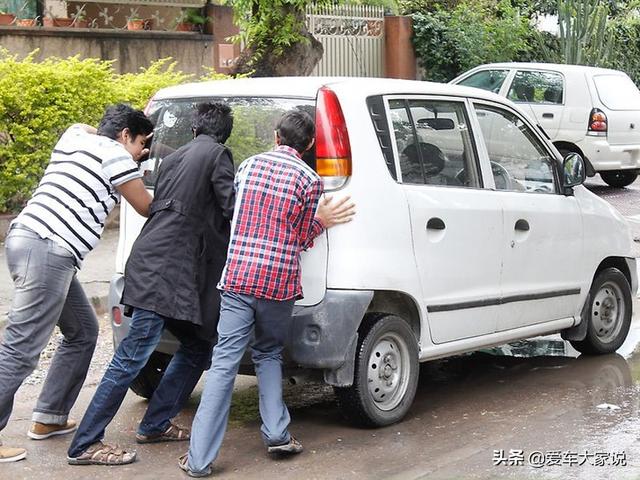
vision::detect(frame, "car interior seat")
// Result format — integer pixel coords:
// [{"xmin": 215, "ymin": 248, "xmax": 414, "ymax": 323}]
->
[
  {"xmin": 402, "ymin": 142, "xmax": 448, "ymax": 184},
  {"xmin": 543, "ymin": 86, "xmax": 562, "ymax": 104}
]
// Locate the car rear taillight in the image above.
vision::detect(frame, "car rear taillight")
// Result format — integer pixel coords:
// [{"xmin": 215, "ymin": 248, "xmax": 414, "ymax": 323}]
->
[
  {"xmin": 112, "ymin": 306, "xmax": 122, "ymax": 326},
  {"xmin": 315, "ymin": 87, "xmax": 352, "ymax": 190},
  {"xmin": 587, "ymin": 108, "xmax": 607, "ymax": 136}
]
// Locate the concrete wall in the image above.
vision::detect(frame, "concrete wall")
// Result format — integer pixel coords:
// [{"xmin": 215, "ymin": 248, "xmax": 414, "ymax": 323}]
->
[{"xmin": 0, "ymin": 27, "xmax": 213, "ymax": 75}]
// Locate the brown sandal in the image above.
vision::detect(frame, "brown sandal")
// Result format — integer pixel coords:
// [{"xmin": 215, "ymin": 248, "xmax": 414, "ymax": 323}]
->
[
  {"xmin": 136, "ymin": 422, "xmax": 190, "ymax": 444},
  {"xmin": 67, "ymin": 441, "xmax": 136, "ymax": 465}
]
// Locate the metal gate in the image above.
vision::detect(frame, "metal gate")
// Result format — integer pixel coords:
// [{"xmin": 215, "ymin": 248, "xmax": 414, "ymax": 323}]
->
[{"xmin": 306, "ymin": 4, "xmax": 384, "ymax": 77}]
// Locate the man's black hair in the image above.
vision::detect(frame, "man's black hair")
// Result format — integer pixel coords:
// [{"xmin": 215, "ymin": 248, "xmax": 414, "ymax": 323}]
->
[
  {"xmin": 193, "ymin": 102, "xmax": 234, "ymax": 143},
  {"xmin": 97, "ymin": 103, "xmax": 154, "ymax": 140},
  {"xmin": 276, "ymin": 110, "xmax": 315, "ymax": 154}
]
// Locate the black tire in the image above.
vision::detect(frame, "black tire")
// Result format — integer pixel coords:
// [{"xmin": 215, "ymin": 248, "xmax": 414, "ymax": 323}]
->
[
  {"xmin": 334, "ymin": 313, "xmax": 419, "ymax": 427},
  {"xmin": 600, "ymin": 170, "xmax": 638, "ymax": 188},
  {"xmin": 130, "ymin": 351, "xmax": 172, "ymax": 399},
  {"xmin": 570, "ymin": 268, "xmax": 632, "ymax": 355}
]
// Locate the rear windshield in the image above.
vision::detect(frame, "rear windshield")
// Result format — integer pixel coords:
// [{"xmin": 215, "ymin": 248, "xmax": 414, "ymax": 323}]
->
[
  {"xmin": 142, "ymin": 97, "xmax": 315, "ymax": 187},
  {"xmin": 593, "ymin": 74, "xmax": 640, "ymax": 111}
]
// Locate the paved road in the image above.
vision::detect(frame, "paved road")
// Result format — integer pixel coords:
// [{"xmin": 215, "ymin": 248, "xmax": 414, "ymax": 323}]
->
[{"xmin": 2, "ymin": 177, "xmax": 640, "ymax": 479}]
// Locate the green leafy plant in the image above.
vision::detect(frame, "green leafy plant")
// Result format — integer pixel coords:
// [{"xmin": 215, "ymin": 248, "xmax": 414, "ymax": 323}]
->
[
  {"xmin": 179, "ymin": 7, "xmax": 207, "ymax": 26},
  {"xmin": 412, "ymin": 0, "xmax": 536, "ymax": 82}
]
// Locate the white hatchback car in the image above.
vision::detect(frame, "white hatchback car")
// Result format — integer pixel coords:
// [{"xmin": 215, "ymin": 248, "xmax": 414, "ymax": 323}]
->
[
  {"xmin": 451, "ymin": 62, "xmax": 640, "ymax": 187},
  {"xmin": 110, "ymin": 77, "xmax": 636, "ymax": 427}
]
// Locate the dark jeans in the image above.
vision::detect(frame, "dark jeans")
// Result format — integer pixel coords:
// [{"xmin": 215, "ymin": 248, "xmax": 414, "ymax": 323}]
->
[{"xmin": 68, "ymin": 307, "xmax": 212, "ymax": 457}]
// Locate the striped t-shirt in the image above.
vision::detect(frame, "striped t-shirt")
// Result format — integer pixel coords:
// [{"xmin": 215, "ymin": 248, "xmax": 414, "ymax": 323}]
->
[{"xmin": 13, "ymin": 125, "xmax": 142, "ymax": 265}]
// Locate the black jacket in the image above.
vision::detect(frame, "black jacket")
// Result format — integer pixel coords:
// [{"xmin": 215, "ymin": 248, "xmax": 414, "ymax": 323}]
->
[{"xmin": 121, "ymin": 134, "xmax": 235, "ymax": 341}]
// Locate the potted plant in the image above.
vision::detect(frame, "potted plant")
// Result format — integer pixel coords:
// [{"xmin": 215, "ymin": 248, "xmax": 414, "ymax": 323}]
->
[
  {"xmin": 0, "ymin": 10, "xmax": 16, "ymax": 25},
  {"xmin": 43, "ymin": 15, "xmax": 74, "ymax": 27},
  {"xmin": 16, "ymin": 17, "xmax": 36, "ymax": 26},
  {"xmin": 71, "ymin": 6, "xmax": 88, "ymax": 28},
  {"xmin": 126, "ymin": 8, "xmax": 145, "ymax": 30},
  {"xmin": 175, "ymin": 7, "xmax": 207, "ymax": 32}
]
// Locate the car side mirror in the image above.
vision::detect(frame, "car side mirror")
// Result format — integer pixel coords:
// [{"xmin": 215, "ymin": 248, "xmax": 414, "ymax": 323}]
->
[{"xmin": 562, "ymin": 152, "xmax": 586, "ymax": 189}]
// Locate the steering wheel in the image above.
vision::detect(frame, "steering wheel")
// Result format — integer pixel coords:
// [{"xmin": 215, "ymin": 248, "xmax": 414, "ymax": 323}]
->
[
  {"xmin": 455, "ymin": 162, "xmax": 513, "ymax": 189},
  {"xmin": 490, "ymin": 162, "xmax": 513, "ymax": 190}
]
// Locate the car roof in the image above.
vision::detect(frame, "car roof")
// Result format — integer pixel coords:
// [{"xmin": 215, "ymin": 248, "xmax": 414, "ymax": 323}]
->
[
  {"xmin": 152, "ymin": 76, "xmax": 507, "ymax": 103},
  {"xmin": 466, "ymin": 62, "xmax": 627, "ymax": 76}
]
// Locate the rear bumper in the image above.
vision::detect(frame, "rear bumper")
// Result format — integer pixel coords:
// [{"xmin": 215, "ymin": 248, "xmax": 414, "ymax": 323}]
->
[
  {"xmin": 109, "ymin": 274, "xmax": 372, "ymax": 376},
  {"xmin": 580, "ymin": 138, "xmax": 640, "ymax": 171}
]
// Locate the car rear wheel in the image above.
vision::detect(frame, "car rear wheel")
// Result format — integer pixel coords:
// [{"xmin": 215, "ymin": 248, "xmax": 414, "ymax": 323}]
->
[
  {"xmin": 570, "ymin": 268, "xmax": 632, "ymax": 355},
  {"xmin": 600, "ymin": 170, "xmax": 638, "ymax": 188},
  {"xmin": 130, "ymin": 351, "xmax": 172, "ymax": 399},
  {"xmin": 334, "ymin": 313, "xmax": 419, "ymax": 427}
]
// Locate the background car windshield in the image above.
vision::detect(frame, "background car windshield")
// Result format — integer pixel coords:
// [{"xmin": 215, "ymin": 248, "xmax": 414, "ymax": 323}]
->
[
  {"xmin": 142, "ymin": 97, "xmax": 315, "ymax": 186},
  {"xmin": 593, "ymin": 74, "xmax": 640, "ymax": 110}
]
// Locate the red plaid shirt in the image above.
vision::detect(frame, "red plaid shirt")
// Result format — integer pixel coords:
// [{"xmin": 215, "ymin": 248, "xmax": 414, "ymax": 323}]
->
[{"xmin": 219, "ymin": 145, "xmax": 325, "ymax": 300}]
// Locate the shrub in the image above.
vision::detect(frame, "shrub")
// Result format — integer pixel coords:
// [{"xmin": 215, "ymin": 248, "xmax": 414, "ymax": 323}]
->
[
  {"xmin": 0, "ymin": 51, "xmax": 227, "ymax": 213},
  {"xmin": 411, "ymin": 0, "xmax": 538, "ymax": 82}
]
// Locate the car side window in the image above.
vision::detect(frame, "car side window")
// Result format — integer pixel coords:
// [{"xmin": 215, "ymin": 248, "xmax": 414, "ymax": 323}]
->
[
  {"xmin": 457, "ymin": 70, "xmax": 509, "ymax": 93},
  {"xmin": 389, "ymin": 98, "xmax": 480, "ymax": 188},
  {"xmin": 507, "ymin": 70, "xmax": 564, "ymax": 104},
  {"xmin": 473, "ymin": 104, "xmax": 558, "ymax": 194}
]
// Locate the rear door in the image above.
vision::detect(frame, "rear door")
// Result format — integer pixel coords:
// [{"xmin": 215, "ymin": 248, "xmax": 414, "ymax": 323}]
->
[
  {"xmin": 386, "ymin": 95, "xmax": 504, "ymax": 343},
  {"xmin": 505, "ymin": 69, "xmax": 565, "ymax": 138}
]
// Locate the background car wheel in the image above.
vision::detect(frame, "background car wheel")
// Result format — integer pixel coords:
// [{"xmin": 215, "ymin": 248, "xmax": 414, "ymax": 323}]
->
[
  {"xmin": 570, "ymin": 268, "xmax": 632, "ymax": 355},
  {"xmin": 600, "ymin": 170, "xmax": 638, "ymax": 188},
  {"xmin": 334, "ymin": 313, "xmax": 419, "ymax": 427},
  {"xmin": 130, "ymin": 351, "xmax": 172, "ymax": 399}
]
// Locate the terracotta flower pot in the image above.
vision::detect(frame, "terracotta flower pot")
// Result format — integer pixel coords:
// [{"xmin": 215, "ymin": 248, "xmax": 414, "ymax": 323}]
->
[
  {"xmin": 176, "ymin": 22, "xmax": 195, "ymax": 32},
  {"xmin": 43, "ymin": 17, "xmax": 74, "ymax": 27},
  {"xmin": 126, "ymin": 19, "xmax": 145, "ymax": 30},
  {"xmin": 16, "ymin": 18, "xmax": 36, "ymax": 27},
  {"xmin": 73, "ymin": 19, "xmax": 89, "ymax": 28},
  {"xmin": 0, "ymin": 13, "xmax": 16, "ymax": 25}
]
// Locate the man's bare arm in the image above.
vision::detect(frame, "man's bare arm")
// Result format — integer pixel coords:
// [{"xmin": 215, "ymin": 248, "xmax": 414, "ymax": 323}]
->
[{"xmin": 116, "ymin": 178, "xmax": 153, "ymax": 217}]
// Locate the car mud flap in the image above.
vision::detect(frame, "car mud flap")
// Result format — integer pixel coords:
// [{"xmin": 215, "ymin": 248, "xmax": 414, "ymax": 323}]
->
[
  {"xmin": 323, "ymin": 335, "xmax": 358, "ymax": 387},
  {"xmin": 561, "ymin": 293, "xmax": 590, "ymax": 341}
]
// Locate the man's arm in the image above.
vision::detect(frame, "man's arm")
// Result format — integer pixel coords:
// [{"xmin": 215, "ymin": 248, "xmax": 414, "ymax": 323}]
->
[
  {"xmin": 116, "ymin": 178, "xmax": 153, "ymax": 217},
  {"xmin": 211, "ymin": 148, "xmax": 236, "ymax": 220}
]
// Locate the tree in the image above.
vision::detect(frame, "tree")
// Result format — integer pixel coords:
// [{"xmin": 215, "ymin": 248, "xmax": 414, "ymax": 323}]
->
[{"xmin": 228, "ymin": 0, "xmax": 331, "ymax": 76}]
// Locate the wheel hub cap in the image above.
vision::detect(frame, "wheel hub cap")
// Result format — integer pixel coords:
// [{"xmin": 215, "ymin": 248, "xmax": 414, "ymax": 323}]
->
[
  {"xmin": 367, "ymin": 333, "xmax": 410, "ymax": 411},
  {"xmin": 591, "ymin": 281, "xmax": 624, "ymax": 343}
]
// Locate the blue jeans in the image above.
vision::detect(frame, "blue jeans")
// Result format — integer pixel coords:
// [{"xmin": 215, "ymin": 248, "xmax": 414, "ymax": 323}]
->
[
  {"xmin": 68, "ymin": 307, "xmax": 212, "ymax": 457},
  {"xmin": 0, "ymin": 225, "xmax": 98, "ymax": 432},
  {"xmin": 187, "ymin": 291, "xmax": 295, "ymax": 474}
]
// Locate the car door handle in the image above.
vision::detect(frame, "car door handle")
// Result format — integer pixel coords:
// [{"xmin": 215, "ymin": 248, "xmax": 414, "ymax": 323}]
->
[
  {"xmin": 515, "ymin": 219, "xmax": 530, "ymax": 231},
  {"xmin": 427, "ymin": 218, "xmax": 446, "ymax": 230},
  {"xmin": 542, "ymin": 113, "xmax": 554, "ymax": 119}
]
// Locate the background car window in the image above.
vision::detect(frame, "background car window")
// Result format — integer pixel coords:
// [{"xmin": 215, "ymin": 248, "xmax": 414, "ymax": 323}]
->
[
  {"xmin": 389, "ymin": 99, "xmax": 480, "ymax": 188},
  {"xmin": 507, "ymin": 70, "xmax": 564, "ymax": 104},
  {"xmin": 457, "ymin": 70, "xmax": 509, "ymax": 93},
  {"xmin": 473, "ymin": 104, "xmax": 557, "ymax": 193},
  {"xmin": 143, "ymin": 97, "xmax": 315, "ymax": 187}
]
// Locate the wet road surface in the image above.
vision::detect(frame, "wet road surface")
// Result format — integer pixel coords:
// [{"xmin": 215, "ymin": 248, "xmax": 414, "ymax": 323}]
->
[{"xmin": 2, "ymin": 177, "xmax": 640, "ymax": 479}]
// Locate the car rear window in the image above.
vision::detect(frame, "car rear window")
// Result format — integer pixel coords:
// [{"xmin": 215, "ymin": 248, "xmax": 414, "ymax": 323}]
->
[
  {"xmin": 593, "ymin": 74, "xmax": 640, "ymax": 111},
  {"xmin": 142, "ymin": 96, "xmax": 315, "ymax": 187}
]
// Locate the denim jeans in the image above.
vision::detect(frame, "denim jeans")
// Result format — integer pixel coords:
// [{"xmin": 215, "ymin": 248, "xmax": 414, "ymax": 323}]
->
[
  {"xmin": 0, "ymin": 225, "xmax": 98, "ymax": 432},
  {"xmin": 187, "ymin": 291, "xmax": 295, "ymax": 474},
  {"xmin": 67, "ymin": 307, "xmax": 212, "ymax": 457}
]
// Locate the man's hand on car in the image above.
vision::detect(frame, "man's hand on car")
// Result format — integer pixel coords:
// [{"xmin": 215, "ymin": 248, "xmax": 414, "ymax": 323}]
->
[{"xmin": 316, "ymin": 195, "xmax": 356, "ymax": 228}]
